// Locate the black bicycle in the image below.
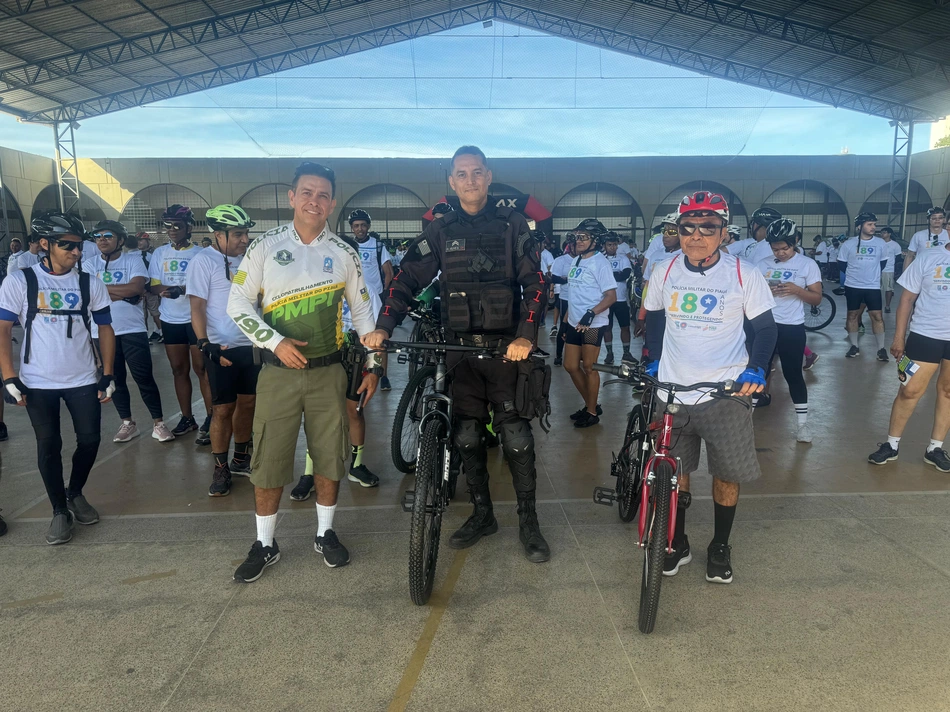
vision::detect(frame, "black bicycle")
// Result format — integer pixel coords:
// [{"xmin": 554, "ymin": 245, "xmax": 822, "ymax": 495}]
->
[
  {"xmin": 385, "ymin": 339, "xmax": 496, "ymax": 606},
  {"xmin": 804, "ymin": 292, "xmax": 836, "ymax": 331}
]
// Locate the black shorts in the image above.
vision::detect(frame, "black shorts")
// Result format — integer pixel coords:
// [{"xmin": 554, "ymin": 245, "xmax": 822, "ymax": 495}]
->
[
  {"xmin": 608, "ymin": 301, "xmax": 631, "ymax": 328},
  {"xmin": 905, "ymin": 332, "xmax": 950, "ymax": 364},
  {"xmin": 564, "ymin": 324, "xmax": 607, "ymax": 347},
  {"xmin": 844, "ymin": 286, "xmax": 882, "ymax": 312},
  {"xmin": 161, "ymin": 320, "xmax": 197, "ymax": 346},
  {"xmin": 204, "ymin": 346, "xmax": 261, "ymax": 405}
]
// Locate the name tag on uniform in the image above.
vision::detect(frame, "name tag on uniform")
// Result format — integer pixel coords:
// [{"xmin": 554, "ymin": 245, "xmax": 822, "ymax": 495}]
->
[{"xmin": 446, "ymin": 239, "xmax": 466, "ymax": 252}]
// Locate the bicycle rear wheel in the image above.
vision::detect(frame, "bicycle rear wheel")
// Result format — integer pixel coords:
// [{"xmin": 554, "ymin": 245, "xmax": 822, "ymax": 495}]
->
[
  {"xmin": 804, "ymin": 292, "xmax": 836, "ymax": 332},
  {"xmin": 638, "ymin": 460, "xmax": 672, "ymax": 634},
  {"xmin": 408, "ymin": 418, "xmax": 447, "ymax": 605},
  {"xmin": 391, "ymin": 366, "xmax": 435, "ymax": 473},
  {"xmin": 617, "ymin": 403, "xmax": 648, "ymax": 523}
]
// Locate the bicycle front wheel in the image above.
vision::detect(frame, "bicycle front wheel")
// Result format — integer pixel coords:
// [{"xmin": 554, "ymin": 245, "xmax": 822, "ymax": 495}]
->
[
  {"xmin": 391, "ymin": 366, "xmax": 436, "ymax": 474},
  {"xmin": 617, "ymin": 404, "xmax": 648, "ymax": 522},
  {"xmin": 408, "ymin": 418, "xmax": 447, "ymax": 605},
  {"xmin": 638, "ymin": 460, "xmax": 672, "ymax": 634},
  {"xmin": 804, "ymin": 292, "xmax": 837, "ymax": 331}
]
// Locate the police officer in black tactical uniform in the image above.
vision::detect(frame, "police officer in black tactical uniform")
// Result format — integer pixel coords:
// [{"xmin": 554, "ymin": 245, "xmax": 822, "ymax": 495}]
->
[{"xmin": 362, "ymin": 145, "xmax": 550, "ymax": 563}]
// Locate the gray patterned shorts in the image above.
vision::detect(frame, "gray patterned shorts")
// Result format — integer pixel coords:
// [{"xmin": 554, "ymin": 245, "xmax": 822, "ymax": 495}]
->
[{"xmin": 668, "ymin": 396, "xmax": 761, "ymax": 483}]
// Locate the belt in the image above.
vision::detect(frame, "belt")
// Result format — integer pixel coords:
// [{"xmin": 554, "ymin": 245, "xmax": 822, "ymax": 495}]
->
[
  {"xmin": 261, "ymin": 350, "xmax": 343, "ymax": 369},
  {"xmin": 455, "ymin": 335, "xmax": 506, "ymax": 349}
]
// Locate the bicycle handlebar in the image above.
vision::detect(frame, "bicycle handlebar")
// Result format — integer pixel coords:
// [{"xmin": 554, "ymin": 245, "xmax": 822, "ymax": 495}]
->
[
  {"xmin": 592, "ymin": 362, "xmax": 736, "ymax": 395},
  {"xmin": 382, "ymin": 339, "xmax": 498, "ymax": 356}
]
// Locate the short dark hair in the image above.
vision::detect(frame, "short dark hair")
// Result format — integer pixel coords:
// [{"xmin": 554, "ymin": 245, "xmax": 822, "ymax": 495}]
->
[
  {"xmin": 292, "ymin": 162, "xmax": 336, "ymax": 196},
  {"xmin": 880, "ymin": 226, "xmax": 894, "ymax": 236},
  {"xmin": 451, "ymin": 145, "xmax": 488, "ymax": 171}
]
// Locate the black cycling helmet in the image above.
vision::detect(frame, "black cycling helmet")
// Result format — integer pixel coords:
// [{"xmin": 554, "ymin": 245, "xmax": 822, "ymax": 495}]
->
[
  {"xmin": 765, "ymin": 218, "xmax": 798, "ymax": 245},
  {"xmin": 348, "ymin": 209, "xmax": 372, "ymax": 225},
  {"xmin": 432, "ymin": 202, "xmax": 453, "ymax": 216},
  {"xmin": 854, "ymin": 211, "xmax": 877, "ymax": 229},
  {"xmin": 162, "ymin": 204, "xmax": 195, "ymax": 225},
  {"xmin": 31, "ymin": 210, "xmax": 87, "ymax": 240},
  {"xmin": 603, "ymin": 231, "xmax": 620, "ymax": 243},
  {"xmin": 750, "ymin": 206, "xmax": 782, "ymax": 227},
  {"xmin": 92, "ymin": 219, "xmax": 128, "ymax": 240},
  {"xmin": 927, "ymin": 206, "xmax": 946, "ymax": 217},
  {"xmin": 573, "ymin": 218, "xmax": 608, "ymax": 236}
]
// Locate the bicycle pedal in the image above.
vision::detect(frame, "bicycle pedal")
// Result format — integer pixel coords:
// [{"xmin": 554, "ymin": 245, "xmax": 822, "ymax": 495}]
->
[
  {"xmin": 401, "ymin": 490, "xmax": 415, "ymax": 512},
  {"xmin": 593, "ymin": 487, "xmax": 617, "ymax": 506},
  {"xmin": 396, "ymin": 353, "xmax": 409, "ymax": 365}
]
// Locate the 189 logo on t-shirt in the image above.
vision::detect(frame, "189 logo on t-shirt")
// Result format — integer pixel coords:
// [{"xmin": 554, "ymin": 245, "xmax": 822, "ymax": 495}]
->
[{"xmin": 38, "ymin": 289, "xmax": 81, "ymax": 310}]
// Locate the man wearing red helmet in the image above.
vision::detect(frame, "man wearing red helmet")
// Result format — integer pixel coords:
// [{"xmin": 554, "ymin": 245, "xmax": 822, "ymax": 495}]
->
[{"xmin": 643, "ymin": 191, "xmax": 777, "ymax": 585}]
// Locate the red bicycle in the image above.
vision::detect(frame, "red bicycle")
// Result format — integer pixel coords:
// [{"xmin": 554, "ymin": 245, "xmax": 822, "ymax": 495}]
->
[{"xmin": 593, "ymin": 362, "xmax": 741, "ymax": 633}]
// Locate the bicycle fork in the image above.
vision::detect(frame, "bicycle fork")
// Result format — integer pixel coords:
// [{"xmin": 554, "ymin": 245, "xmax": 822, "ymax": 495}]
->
[{"xmin": 638, "ymin": 457, "xmax": 680, "ymax": 555}]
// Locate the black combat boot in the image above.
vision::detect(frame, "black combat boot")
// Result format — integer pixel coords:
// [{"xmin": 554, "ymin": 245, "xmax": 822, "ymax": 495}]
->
[
  {"xmin": 516, "ymin": 494, "xmax": 550, "ymax": 563},
  {"xmin": 448, "ymin": 487, "xmax": 498, "ymax": 549}
]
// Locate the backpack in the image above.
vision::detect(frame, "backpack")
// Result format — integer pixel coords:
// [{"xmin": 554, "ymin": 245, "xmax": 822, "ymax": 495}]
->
[{"xmin": 22, "ymin": 267, "xmax": 93, "ymax": 365}]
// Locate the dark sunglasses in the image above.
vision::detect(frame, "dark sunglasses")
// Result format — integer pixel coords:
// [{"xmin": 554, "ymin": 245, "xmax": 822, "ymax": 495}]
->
[
  {"xmin": 163, "ymin": 221, "xmax": 186, "ymax": 230},
  {"xmin": 678, "ymin": 223, "xmax": 725, "ymax": 237},
  {"xmin": 663, "ymin": 227, "xmax": 679, "ymax": 236},
  {"xmin": 54, "ymin": 239, "xmax": 83, "ymax": 251}
]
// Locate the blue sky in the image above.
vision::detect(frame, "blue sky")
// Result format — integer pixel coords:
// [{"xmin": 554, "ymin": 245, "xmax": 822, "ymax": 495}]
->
[{"xmin": 0, "ymin": 22, "xmax": 934, "ymax": 159}]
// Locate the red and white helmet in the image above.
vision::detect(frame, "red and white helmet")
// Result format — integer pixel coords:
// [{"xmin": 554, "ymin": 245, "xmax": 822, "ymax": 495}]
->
[{"xmin": 678, "ymin": 191, "xmax": 729, "ymax": 222}]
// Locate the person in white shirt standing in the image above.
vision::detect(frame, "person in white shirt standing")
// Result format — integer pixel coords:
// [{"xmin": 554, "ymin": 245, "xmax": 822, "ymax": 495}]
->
[
  {"xmin": 904, "ymin": 207, "xmax": 949, "ymax": 269},
  {"xmin": 348, "ymin": 210, "xmax": 394, "ymax": 391},
  {"xmin": 838, "ymin": 212, "xmax": 889, "ymax": 361},
  {"xmin": 4, "ymin": 238, "xmax": 21, "ymax": 276},
  {"xmin": 149, "ymin": 205, "xmax": 213, "ymax": 440},
  {"xmin": 9, "ymin": 234, "xmax": 43, "ymax": 276},
  {"xmin": 0, "ymin": 212, "xmax": 116, "ymax": 545},
  {"xmin": 879, "ymin": 226, "xmax": 904, "ymax": 314},
  {"xmin": 754, "ymin": 219, "xmax": 823, "ymax": 443},
  {"xmin": 562, "ymin": 219, "xmax": 617, "ymax": 428},
  {"xmin": 548, "ymin": 236, "xmax": 575, "ymax": 366},
  {"xmin": 867, "ymin": 238, "xmax": 950, "ymax": 472},
  {"xmin": 538, "ymin": 231, "xmax": 555, "ymax": 328},
  {"xmin": 601, "ymin": 232, "xmax": 633, "ymax": 364},
  {"xmin": 727, "ymin": 206, "xmax": 782, "ymax": 264},
  {"xmin": 188, "ymin": 205, "xmax": 262, "ymax": 498},
  {"xmin": 86, "ymin": 220, "xmax": 172, "ymax": 444}
]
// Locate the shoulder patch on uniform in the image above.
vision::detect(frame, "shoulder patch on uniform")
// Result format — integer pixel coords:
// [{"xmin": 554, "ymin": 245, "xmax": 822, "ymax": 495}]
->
[
  {"xmin": 517, "ymin": 233, "xmax": 536, "ymax": 256},
  {"xmin": 418, "ymin": 239, "xmax": 431, "ymax": 256},
  {"xmin": 233, "ymin": 270, "xmax": 247, "ymax": 285}
]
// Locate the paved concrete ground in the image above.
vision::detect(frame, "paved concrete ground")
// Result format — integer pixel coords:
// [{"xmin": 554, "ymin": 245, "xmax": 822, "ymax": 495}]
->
[{"xmin": 3, "ymin": 291, "xmax": 950, "ymax": 711}]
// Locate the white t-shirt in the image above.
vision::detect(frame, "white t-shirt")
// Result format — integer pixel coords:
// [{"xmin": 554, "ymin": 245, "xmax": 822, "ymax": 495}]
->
[
  {"xmin": 881, "ymin": 240, "xmax": 903, "ymax": 274},
  {"xmin": 149, "ymin": 243, "xmax": 205, "ymax": 324},
  {"xmin": 897, "ymin": 247, "xmax": 950, "ymax": 341},
  {"xmin": 643, "ymin": 234, "xmax": 668, "ymax": 265},
  {"xmin": 908, "ymin": 229, "xmax": 950, "ymax": 254},
  {"xmin": 551, "ymin": 253, "xmax": 573, "ymax": 298},
  {"xmin": 355, "ymin": 236, "xmax": 392, "ymax": 296},
  {"xmin": 5, "ymin": 251, "xmax": 22, "ymax": 276},
  {"xmin": 540, "ymin": 248, "xmax": 555, "ymax": 274},
  {"xmin": 643, "ymin": 249, "xmax": 682, "ymax": 281},
  {"xmin": 8, "ymin": 251, "xmax": 41, "ymax": 275},
  {"xmin": 755, "ymin": 252, "xmax": 822, "ymax": 326},
  {"xmin": 566, "ymin": 253, "xmax": 616, "ymax": 329},
  {"xmin": 82, "ymin": 252, "xmax": 149, "ymax": 336},
  {"xmin": 80, "ymin": 240, "xmax": 100, "ymax": 266},
  {"xmin": 826, "ymin": 244, "xmax": 839, "ymax": 263},
  {"xmin": 343, "ymin": 289, "xmax": 382, "ymax": 330},
  {"xmin": 0, "ymin": 263, "xmax": 111, "ymax": 389},
  {"xmin": 604, "ymin": 253, "xmax": 632, "ymax": 302},
  {"xmin": 838, "ymin": 236, "xmax": 887, "ymax": 289},
  {"xmin": 746, "ymin": 240, "xmax": 774, "ymax": 265},
  {"xmin": 726, "ymin": 237, "xmax": 754, "ymax": 257},
  {"xmin": 185, "ymin": 248, "xmax": 252, "ymax": 349},
  {"xmin": 644, "ymin": 253, "xmax": 775, "ymax": 404}
]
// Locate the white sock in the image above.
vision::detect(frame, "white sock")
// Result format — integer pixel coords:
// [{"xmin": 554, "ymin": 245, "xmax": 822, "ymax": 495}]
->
[
  {"xmin": 848, "ymin": 332, "xmax": 859, "ymax": 348},
  {"xmin": 887, "ymin": 435, "xmax": 901, "ymax": 450},
  {"xmin": 795, "ymin": 405, "xmax": 808, "ymax": 426},
  {"xmin": 122, "ymin": 419, "xmax": 132, "ymax": 425},
  {"xmin": 928, "ymin": 439, "xmax": 944, "ymax": 453},
  {"xmin": 256, "ymin": 513, "xmax": 277, "ymax": 548},
  {"xmin": 317, "ymin": 503, "xmax": 336, "ymax": 538},
  {"xmin": 875, "ymin": 332, "xmax": 886, "ymax": 350}
]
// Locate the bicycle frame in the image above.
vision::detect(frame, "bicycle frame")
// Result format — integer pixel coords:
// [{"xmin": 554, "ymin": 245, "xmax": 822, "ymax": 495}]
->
[{"xmin": 638, "ymin": 395, "xmax": 680, "ymax": 555}]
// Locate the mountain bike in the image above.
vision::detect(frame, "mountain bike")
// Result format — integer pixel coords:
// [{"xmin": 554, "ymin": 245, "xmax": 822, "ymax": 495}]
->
[
  {"xmin": 803, "ymin": 292, "xmax": 836, "ymax": 331},
  {"xmin": 592, "ymin": 362, "xmax": 742, "ymax": 634}
]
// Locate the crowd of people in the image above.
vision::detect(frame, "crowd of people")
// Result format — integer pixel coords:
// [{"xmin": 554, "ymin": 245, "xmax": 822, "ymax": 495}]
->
[{"xmin": 0, "ymin": 147, "xmax": 948, "ymax": 587}]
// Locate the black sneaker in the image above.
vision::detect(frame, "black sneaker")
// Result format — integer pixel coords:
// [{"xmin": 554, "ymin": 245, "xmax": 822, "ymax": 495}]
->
[
  {"xmin": 290, "ymin": 475, "xmax": 314, "ymax": 501},
  {"xmin": 348, "ymin": 464, "xmax": 380, "ymax": 488},
  {"xmin": 171, "ymin": 416, "xmax": 198, "ymax": 436},
  {"xmin": 663, "ymin": 537, "xmax": 692, "ymax": 577},
  {"xmin": 924, "ymin": 448, "xmax": 950, "ymax": 473},
  {"xmin": 621, "ymin": 351, "xmax": 636, "ymax": 363},
  {"xmin": 379, "ymin": 376, "xmax": 392, "ymax": 391},
  {"xmin": 46, "ymin": 511, "xmax": 74, "ymax": 545},
  {"xmin": 199, "ymin": 415, "xmax": 211, "ymax": 434},
  {"xmin": 314, "ymin": 529, "xmax": 350, "ymax": 568},
  {"xmin": 208, "ymin": 463, "xmax": 231, "ymax": 497},
  {"xmin": 877, "ymin": 349, "xmax": 889, "ymax": 362},
  {"xmin": 233, "ymin": 540, "xmax": 280, "ymax": 583},
  {"xmin": 752, "ymin": 393, "xmax": 771, "ymax": 408},
  {"xmin": 66, "ymin": 495, "xmax": 99, "ymax": 525},
  {"xmin": 195, "ymin": 430, "xmax": 211, "ymax": 446},
  {"xmin": 574, "ymin": 411, "xmax": 600, "ymax": 428},
  {"xmin": 534, "ymin": 347, "xmax": 549, "ymax": 357},
  {"xmin": 603, "ymin": 351, "xmax": 615, "ymax": 365},
  {"xmin": 845, "ymin": 345, "xmax": 860, "ymax": 358},
  {"xmin": 705, "ymin": 542, "xmax": 733, "ymax": 584},
  {"xmin": 832, "ymin": 287, "xmax": 846, "ymax": 296},
  {"xmin": 0, "ymin": 422, "xmax": 8, "ymax": 442},
  {"xmin": 230, "ymin": 456, "xmax": 252, "ymax": 477},
  {"xmin": 553, "ymin": 357, "xmax": 562, "ymax": 366},
  {"xmin": 868, "ymin": 442, "xmax": 899, "ymax": 465},
  {"xmin": 570, "ymin": 404, "xmax": 603, "ymax": 420},
  {"xmin": 148, "ymin": 331, "xmax": 163, "ymax": 343}
]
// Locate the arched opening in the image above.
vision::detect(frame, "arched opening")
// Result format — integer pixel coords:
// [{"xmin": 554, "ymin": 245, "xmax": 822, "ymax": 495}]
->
[
  {"xmin": 119, "ymin": 184, "xmax": 211, "ymax": 242},
  {"xmin": 553, "ymin": 182, "xmax": 645, "ymax": 247},
  {"xmin": 861, "ymin": 181, "xmax": 932, "ymax": 239},
  {"xmin": 336, "ymin": 184, "xmax": 427, "ymax": 246},
  {"xmin": 237, "ymin": 184, "xmax": 293, "ymax": 237},
  {"xmin": 761, "ymin": 180, "xmax": 849, "ymax": 239},
  {"xmin": 654, "ymin": 181, "xmax": 748, "ymax": 235},
  {"xmin": 32, "ymin": 184, "xmax": 107, "ymax": 227}
]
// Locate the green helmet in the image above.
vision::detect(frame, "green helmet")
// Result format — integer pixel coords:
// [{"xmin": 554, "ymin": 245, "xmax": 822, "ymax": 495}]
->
[{"xmin": 206, "ymin": 204, "xmax": 255, "ymax": 232}]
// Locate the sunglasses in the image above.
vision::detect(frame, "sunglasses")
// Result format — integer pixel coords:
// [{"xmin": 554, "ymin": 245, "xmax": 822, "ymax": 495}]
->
[
  {"xmin": 678, "ymin": 223, "xmax": 725, "ymax": 237},
  {"xmin": 93, "ymin": 232, "xmax": 115, "ymax": 240},
  {"xmin": 663, "ymin": 227, "xmax": 679, "ymax": 236},
  {"xmin": 163, "ymin": 221, "xmax": 186, "ymax": 230},
  {"xmin": 54, "ymin": 239, "xmax": 83, "ymax": 251}
]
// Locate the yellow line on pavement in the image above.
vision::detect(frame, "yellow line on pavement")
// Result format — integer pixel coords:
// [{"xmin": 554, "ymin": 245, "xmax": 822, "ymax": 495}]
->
[{"xmin": 387, "ymin": 550, "xmax": 469, "ymax": 712}]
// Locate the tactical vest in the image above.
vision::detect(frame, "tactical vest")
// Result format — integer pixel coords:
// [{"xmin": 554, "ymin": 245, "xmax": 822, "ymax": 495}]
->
[{"xmin": 437, "ymin": 206, "xmax": 520, "ymax": 335}]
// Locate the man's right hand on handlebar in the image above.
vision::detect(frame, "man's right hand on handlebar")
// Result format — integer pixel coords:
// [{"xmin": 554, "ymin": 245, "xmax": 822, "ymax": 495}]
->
[{"xmin": 361, "ymin": 329, "xmax": 389, "ymax": 350}]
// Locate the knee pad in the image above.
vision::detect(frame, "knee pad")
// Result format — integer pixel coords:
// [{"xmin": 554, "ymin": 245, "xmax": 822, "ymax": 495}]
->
[
  {"xmin": 499, "ymin": 418, "xmax": 534, "ymax": 459},
  {"xmin": 454, "ymin": 418, "xmax": 484, "ymax": 454}
]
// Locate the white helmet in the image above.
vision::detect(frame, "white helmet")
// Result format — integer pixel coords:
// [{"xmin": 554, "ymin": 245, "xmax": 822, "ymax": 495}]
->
[{"xmin": 727, "ymin": 224, "xmax": 741, "ymax": 238}]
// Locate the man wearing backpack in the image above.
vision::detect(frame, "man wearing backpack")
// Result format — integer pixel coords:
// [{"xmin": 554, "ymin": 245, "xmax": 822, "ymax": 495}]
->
[{"xmin": 0, "ymin": 212, "xmax": 116, "ymax": 545}]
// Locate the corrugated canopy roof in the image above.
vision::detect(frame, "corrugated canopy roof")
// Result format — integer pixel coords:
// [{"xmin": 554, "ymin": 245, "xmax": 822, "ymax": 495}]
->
[{"xmin": 5, "ymin": 0, "xmax": 950, "ymax": 123}]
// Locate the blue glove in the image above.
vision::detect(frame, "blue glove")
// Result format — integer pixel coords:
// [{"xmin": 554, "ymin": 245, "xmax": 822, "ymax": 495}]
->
[
  {"xmin": 735, "ymin": 366, "xmax": 766, "ymax": 388},
  {"xmin": 645, "ymin": 361, "xmax": 659, "ymax": 378}
]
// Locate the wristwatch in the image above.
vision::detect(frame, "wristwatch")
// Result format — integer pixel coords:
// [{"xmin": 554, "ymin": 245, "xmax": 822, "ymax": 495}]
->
[{"xmin": 366, "ymin": 366, "xmax": 384, "ymax": 377}]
